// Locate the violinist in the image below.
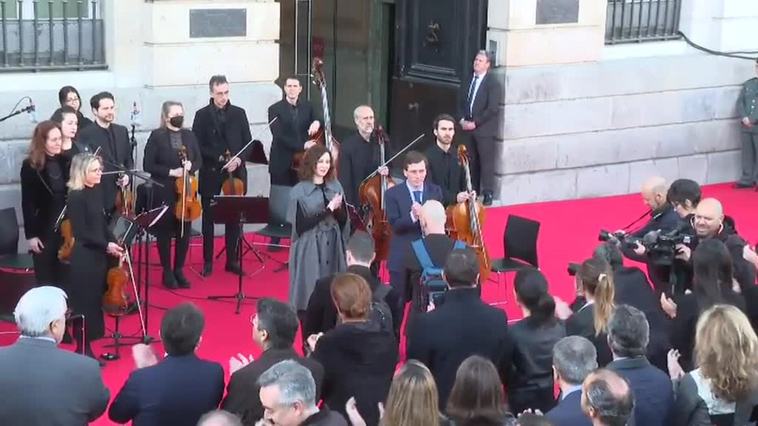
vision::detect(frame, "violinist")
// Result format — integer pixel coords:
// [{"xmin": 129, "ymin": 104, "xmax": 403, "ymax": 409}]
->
[
  {"xmin": 192, "ymin": 75, "xmax": 252, "ymax": 277},
  {"xmin": 66, "ymin": 153, "xmax": 124, "ymax": 359},
  {"xmin": 51, "ymin": 105, "xmax": 90, "ymax": 160},
  {"xmin": 20, "ymin": 121, "xmax": 69, "ymax": 285},
  {"xmin": 425, "ymin": 114, "xmax": 471, "ymax": 207},
  {"xmin": 338, "ymin": 105, "xmax": 390, "ymax": 207},
  {"xmin": 78, "ymin": 91, "xmax": 133, "ymax": 219},
  {"xmin": 143, "ymin": 101, "xmax": 202, "ymax": 289}
]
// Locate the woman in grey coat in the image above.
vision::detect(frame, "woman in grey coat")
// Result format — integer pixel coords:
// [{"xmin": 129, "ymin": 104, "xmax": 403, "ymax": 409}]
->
[{"xmin": 287, "ymin": 144, "xmax": 349, "ymax": 314}]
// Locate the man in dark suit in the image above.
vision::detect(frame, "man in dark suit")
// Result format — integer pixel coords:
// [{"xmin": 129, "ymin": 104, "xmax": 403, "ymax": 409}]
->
[
  {"xmin": 268, "ymin": 76, "xmax": 320, "ymax": 187},
  {"xmin": 406, "ymin": 247, "xmax": 510, "ymax": 408},
  {"xmin": 581, "ymin": 369, "xmax": 635, "ymax": 426},
  {"xmin": 546, "ymin": 336, "xmax": 597, "ymax": 426},
  {"xmin": 303, "ymin": 231, "xmax": 400, "ymax": 339},
  {"xmin": 385, "ymin": 150, "xmax": 443, "ymax": 328},
  {"xmin": 425, "ymin": 113, "xmax": 469, "ymax": 207},
  {"xmin": 78, "ymin": 91, "xmax": 133, "ymax": 217},
  {"xmin": 192, "ymin": 75, "xmax": 253, "ymax": 276},
  {"xmin": 606, "ymin": 305, "xmax": 672, "ymax": 426},
  {"xmin": 109, "ymin": 302, "xmax": 225, "ymax": 426},
  {"xmin": 456, "ymin": 50, "xmax": 502, "ymax": 206},
  {"xmin": 0, "ymin": 286, "xmax": 110, "ymax": 425},
  {"xmin": 222, "ymin": 298, "xmax": 324, "ymax": 426}
]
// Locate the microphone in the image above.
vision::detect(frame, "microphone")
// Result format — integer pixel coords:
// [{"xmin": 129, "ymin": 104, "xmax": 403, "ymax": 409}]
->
[
  {"xmin": 130, "ymin": 101, "xmax": 141, "ymax": 127},
  {"xmin": 27, "ymin": 98, "xmax": 37, "ymax": 123}
]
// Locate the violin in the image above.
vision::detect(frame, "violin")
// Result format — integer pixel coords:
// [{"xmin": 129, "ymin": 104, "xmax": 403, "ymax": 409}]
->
[
  {"xmin": 222, "ymin": 149, "xmax": 245, "ymax": 195},
  {"xmin": 292, "ymin": 57, "xmax": 340, "ymax": 174},
  {"xmin": 115, "ymin": 179, "xmax": 135, "ymax": 217},
  {"xmin": 104, "ymin": 253, "xmax": 130, "ymax": 315},
  {"xmin": 446, "ymin": 144, "xmax": 491, "ymax": 283},
  {"xmin": 58, "ymin": 217, "xmax": 74, "ymax": 262},
  {"xmin": 174, "ymin": 146, "xmax": 202, "ymax": 230},
  {"xmin": 358, "ymin": 126, "xmax": 395, "ymax": 263}
]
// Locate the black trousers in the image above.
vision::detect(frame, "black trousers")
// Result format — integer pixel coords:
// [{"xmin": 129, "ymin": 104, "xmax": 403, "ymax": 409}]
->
[
  {"xmin": 200, "ymin": 167, "xmax": 245, "ymax": 265},
  {"xmin": 463, "ymin": 130, "xmax": 496, "ymax": 194},
  {"xmin": 32, "ymin": 229, "xmax": 64, "ymax": 286},
  {"xmin": 270, "ymin": 167, "xmax": 297, "ymax": 187},
  {"xmin": 155, "ymin": 217, "xmax": 191, "ymax": 271}
]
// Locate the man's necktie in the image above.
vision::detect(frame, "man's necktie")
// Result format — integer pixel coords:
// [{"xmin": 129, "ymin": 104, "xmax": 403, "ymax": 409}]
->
[
  {"xmin": 413, "ymin": 190, "xmax": 423, "ymax": 204},
  {"xmin": 467, "ymin": 75, "xmax": 479, "ymax": 118}
]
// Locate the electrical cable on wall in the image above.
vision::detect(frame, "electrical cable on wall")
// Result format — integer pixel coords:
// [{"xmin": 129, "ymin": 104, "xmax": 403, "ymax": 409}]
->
[{"xmin": 678, "ymin": 31, "xmax": 758, "ymax": 61}]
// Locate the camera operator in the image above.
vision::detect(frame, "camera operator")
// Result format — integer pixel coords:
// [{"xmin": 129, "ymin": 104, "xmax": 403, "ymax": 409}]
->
[{"xmin": 659, "ymin": 178, "xmax": 702, "ymax": 293}]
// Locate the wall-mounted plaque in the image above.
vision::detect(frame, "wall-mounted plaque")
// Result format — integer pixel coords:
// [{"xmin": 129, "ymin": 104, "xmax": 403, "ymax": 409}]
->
[
  {"xmin": 190, "ymin": 8, "xmax": 247, "ymax": 38},
  {"xmin": 536, "ymin": 0, "xmax": 580, "ymax": 25}
]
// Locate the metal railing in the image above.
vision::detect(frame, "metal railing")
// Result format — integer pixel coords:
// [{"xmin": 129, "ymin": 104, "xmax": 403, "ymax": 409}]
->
[
  {"xmin": 0, "ymin": 0, "xmax": 106, "ymax": 72},
  {"xmin": 605, "ymin": 0, "xmax": 682, "ymax": 44}
]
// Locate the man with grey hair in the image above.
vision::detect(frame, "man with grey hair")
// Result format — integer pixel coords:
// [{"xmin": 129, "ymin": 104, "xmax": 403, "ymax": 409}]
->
[
  {"xmin": 606, "ymin": 305, "xmax": 672, "ymax": 426},
  {"xmin": 258, "ymin": 360, "xmax": 346, "ymax": 426},
  {"xmin": 0, "ymin": 286, "xmax": 109, "ymax": 425},
  {"xmin": 546, "ymin": 336, "xmax": 597, "ymax": 426},
  {"xmin": 581, "ymin": 369, "xmax": 634, "ymax": 426},
  {"xmin": 198, "ymin": 409, "xmax": 243, "ymax": 426}
]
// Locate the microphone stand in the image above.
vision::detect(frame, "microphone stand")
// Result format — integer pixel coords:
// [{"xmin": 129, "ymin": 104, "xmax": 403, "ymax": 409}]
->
[{"xmin": 0, "ymin": 104, "xmax": 34, "ymax": 123}]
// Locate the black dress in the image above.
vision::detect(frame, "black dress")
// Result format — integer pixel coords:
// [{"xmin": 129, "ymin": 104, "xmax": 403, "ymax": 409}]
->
[
  {"xmin": 66, "ymin": 185, "xmax": 115, "ymax": 341},
  {"xmin": 19, "ymin": 155, "xmax": 69, "ymax": 285}
]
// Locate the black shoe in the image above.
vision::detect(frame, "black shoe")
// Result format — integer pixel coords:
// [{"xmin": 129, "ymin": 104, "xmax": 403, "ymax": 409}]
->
[
  {"xmin": 225, "ymin": 263, "xmax": 243, "ymax": 275},
  {"xmin": 735, "ymin": 182, "xmax": 753, "ymax": 189},
  {"xmin": 201, "ymin": 262, "xmax": 213, "ymax": 277},
  {"xmin": 163, "ymin": 269, "xmax": 178, "ymax": 289},
  {"xmin": 174, "ymin": 269, "xmax": 191, "ymax": 288},
  {"xmin": 482, "ymin": 191, "xmax": 494, "ymax": 206}
]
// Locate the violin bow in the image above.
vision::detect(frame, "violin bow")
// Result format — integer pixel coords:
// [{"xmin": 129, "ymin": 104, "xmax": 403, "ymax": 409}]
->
[
  {"xmin": 222, "ymin": 116, "xmax": 279, "ymax": 170},
  {"xmin": 361, "ymin": 133, "xmax": 425, "ymax": 184}
]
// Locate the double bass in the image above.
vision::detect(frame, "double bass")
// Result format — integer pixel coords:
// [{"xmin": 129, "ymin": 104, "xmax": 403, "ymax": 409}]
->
[
  {"xmin": 292, "ymin": 57, "xmax": 340, "ymax": 173},
  {"xmin": 358, "ymin": 126, "xmax": 395, "ymax": 262},
  {"xmin": 446, "ymin": 144, "xmax": 491, "ymax": 282}
]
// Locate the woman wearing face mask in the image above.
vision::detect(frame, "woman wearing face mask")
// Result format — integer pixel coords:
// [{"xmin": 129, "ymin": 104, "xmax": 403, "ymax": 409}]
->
[
  {"xmin": 143, "ymin": 101, "xmax": 202, "ymax": 289},
  {"xmin": 20, "ymin": 121, "xmax": 69, "ymax": 285}
]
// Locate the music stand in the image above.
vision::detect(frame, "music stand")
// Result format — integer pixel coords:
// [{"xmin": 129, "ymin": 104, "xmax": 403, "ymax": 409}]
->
[{"xmin": 207, "ymin": 196, "xmax": 269, "ymax": 314}]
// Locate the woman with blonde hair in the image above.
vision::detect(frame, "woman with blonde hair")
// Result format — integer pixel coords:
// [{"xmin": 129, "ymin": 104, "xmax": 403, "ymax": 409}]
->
[{"xmin": 669, "ymin": 304, "xmax": 758, "ymax": 426}]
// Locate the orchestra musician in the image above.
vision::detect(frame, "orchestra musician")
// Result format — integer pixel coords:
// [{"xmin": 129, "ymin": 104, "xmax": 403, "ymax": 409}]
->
[
  {"xmin": 425, "ymin": 113, "xmax": 471, "ymax": 207},
  {"xmin": 50, "ymin": 85, "xmax": 93, "ymax": 132},
  {"xmin": 20, "ymin": 121, "xmax": 69, "ymax": 285},
  {"xmin": 143, "ymin": 101, "xmax": 202, "ymax": 289},
  {"xmin": 66, "ymin": 153, "xmax": 124, "ymax": 359},
  {"xmin": 78, "ymin": 91, "xmax": 133, "ymax": 219},
  {"xmin": 51, "ymin": 105, "xmax": 90, "ymax": 159},
  {"xmin": 192, "ymin": 75, "xmax": 252, "ymax": 277}
]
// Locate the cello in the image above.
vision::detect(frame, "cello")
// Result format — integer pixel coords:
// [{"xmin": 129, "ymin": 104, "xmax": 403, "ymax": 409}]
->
[
  {"xmin": 221, "ymin": 149, "xmax": 245, "ymax": 195},
  {"xmin": 292, "ymin": 57, "xmax": 340, "ymax": 173},
  {"xmin": 358, "ymin": 126, "xmax": 395, "ymax": 263},
  {"xmin": 446, "ymin": 144, "xmax": 491, "ymax": 282},
  {"xmin": 174, "ymin": 146, "xmax": 202, "ymax": 237}
]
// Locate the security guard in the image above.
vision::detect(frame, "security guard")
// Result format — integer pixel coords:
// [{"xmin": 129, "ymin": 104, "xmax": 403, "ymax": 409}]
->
[{"xmin": 736, "ymin": 58, "xmax": 758, "ymax": 188}]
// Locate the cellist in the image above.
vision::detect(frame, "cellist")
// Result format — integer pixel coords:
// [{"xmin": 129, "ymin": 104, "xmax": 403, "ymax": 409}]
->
[
  {"xmin": 424, "ymin": 114, "xmax": 472, "ymax": 207},
  {"xmin": 143, "ymin": 101, "xmax": 202, "ymax": 289}
]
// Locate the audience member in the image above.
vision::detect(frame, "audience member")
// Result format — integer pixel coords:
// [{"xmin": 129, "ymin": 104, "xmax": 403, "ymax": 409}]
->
[
  {"xmin": 546, "ymin": 336, "xmax": 597, "ymax": 426},
  {"xmin": 303, "ymin": 231, "xmax": 399, "ymax": 339},
  {"xmin": 223, "ymin": 298, "xmax": 324, "ymax": 425},
  {"xmin": 606, "ymin": 305, "xmax": 672, "ymax": 426},
  {"xmin": 580, "ymin": 369, "xmax": 634, "ymax": 426},
  {"xmin": 507, "ymin": 268, "xmax": 565, "ymax": 414},
  {"xmin": 668, "ymin": 305, "xmax": 758, "ymax": 426},
  {"xmin": 258, "ymin": 360, "xmax": 347, "ymax": 426},
  {"xmin": 515, "ymin": 413, "xmax": 554, "ymax": 426},
  {"xmin": 109, "ymin": 302, "xmax": 224, "ymax": 425},
  {"xmin": 447, "ymin": 355, "xmax": 516, "ymax": 426},
  {"xmin": 0, "ymin": 286, "xmax": 109, "ymax": 425},
  {"xmin": 407, "ymin": 247, "xmax": 511, "ymax": 408},
  {"xmin": 198, "ymin": 410, "xmax": 244, "ymax": 426},
  {"xmin": 564, "ymin": 257, "xmax": 615, "ymax": 366},
  {"xmin": 307, "ymin": 273, "xmax": 397, "ymax": 426}
]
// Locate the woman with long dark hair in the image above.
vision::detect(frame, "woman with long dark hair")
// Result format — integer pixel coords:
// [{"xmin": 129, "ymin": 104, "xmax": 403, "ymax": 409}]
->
[
  {"xmin": 447, "ymin": 355, "xmax": 515, "ymax": 426},
  {"xmin": 50, "ymin": 85, "xmax": 92, "ymax": 131}
]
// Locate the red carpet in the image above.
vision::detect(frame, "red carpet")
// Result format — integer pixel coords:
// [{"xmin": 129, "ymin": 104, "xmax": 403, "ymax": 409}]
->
[{"xmin": 1, "ymin": 183, "xmax": 757, "ymax": 425}]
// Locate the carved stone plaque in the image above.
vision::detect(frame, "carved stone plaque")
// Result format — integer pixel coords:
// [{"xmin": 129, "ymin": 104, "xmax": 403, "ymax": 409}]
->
[
  {"xmin": 536, "ymin": 0, "xmax": 580, "ymax": 25},
  {"xmin": 189, "ymin": 8, "xmax": 247, "ymax": 38}
]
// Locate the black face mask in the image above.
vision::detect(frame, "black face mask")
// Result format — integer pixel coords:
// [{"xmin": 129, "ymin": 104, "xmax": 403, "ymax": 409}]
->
[{"xmin": 169, "ymin": 116, "xmax": 184, "ymax": 128}]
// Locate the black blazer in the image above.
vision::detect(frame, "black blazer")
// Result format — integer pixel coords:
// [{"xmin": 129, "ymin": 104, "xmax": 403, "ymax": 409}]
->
[
  {"xmin": 456, "ymin": 72, "xmax": 502, "ymax": 137},
  {"xmin": 222, "ymin": 348, "xmax": 324, "ymax": 426},
  {"xmin": 425, "ymin": 143, "xmax": 466, "ymax": 207},
  {"xmin": 608, "ymin": 357, "xmax": 672, "ymax": 426},
  {"xmin": 268, "ymin": 99, "xmax": 317, "ymax": 177},
  {"xmin": 565, "ymin": 304, "xmax": 613, "ymax": 367},
  {"xmin": 20, "ymin": 157, "xmax": 69, "ymax": 239},
  {"xmin": 545, "ymin": 390, "xmax": 591, "ymax": 426},
  {"xmin": 142, "ymin": 127, "xmax": 202, "ymax": 208},
  {"xmin": 337, "ymin": 132, "xmax": 385, "ymax": 206},
  {"xmin": 109, "ymin": 353, "xmax": 225, "ymax": 426},
  {"xmin": 78, "ymin": 122, "xmax": 133, "ymax": 212},
  {"xmin": 192, "ymin": 100, "xmax": 252, "ymax": 169},
  {"xmin": 406, "ymin": 287, "xmax": 511, "ymax": 409},
  {"xmin": 385, "ymin": 181, "xmax": 444, "ymax": 271},
  {"xmin": 401, "ymin": 234, "xmax": 465, "ymax": 311},
  {"xmin": 506, "ymin": 318, "xmax": 565, "ymax": 393}
]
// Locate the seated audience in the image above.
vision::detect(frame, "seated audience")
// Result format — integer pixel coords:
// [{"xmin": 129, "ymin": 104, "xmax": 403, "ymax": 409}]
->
[
  {"xmin": 223, "ymin": 298, "xmax": 324, "ymax": 425},
  {"xmin": 198, "ymin": 410, "xmax": 243, "ymax": 426},
  {"xmin": 406, "ymin": 247, "xmax": 511, "ymax": 409},
  {"xmin": 307, "ymin": 273, "xmax": 397, "ymax": 426},
  {"xmin": 447, "ymin": 355, "xmax": 516, "ymax": 426},
  {"xmin": 668, "ymin": 305, "xmax": 758, "ymax": 426},
  {"xmin": 546, "ymin": 336, "xmax": 597, "ymax": 426},
  {"xmin": 580, "ymin": 369, "xmax": 634, "ymax": 426},
  {"xmin": 606, "ymin": 305, "xmax": 672, "ymax": 426},
  {"xmin": 303, "ymin": 231, "xmax": 399, "ymax": 339},
  {"xmin": 660, "ymin": 238, "xmax": 746, "ymax": 370},
  {"xmin": 258, "ymin": 360, "xmax": 347, "ymax": 426},
  {"xmin": 507, "ymin": 268, "xmax": 565, "ymax": 414},
  {"xmin": 0, "ymin": 286, "xmax": 109, "ymax": 425},
  {"xmin": 109, "ymin": 302, "xmax": 224, "ymax": 425}
]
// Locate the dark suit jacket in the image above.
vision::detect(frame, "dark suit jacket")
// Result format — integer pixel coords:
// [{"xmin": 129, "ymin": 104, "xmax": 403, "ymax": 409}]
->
[
  {"xmin": 385, "ymin": 181, "xmax": 443, "ymax": 271},
  {"xmin": 608, "ymin": 357, "xmax": 673, "ymax": 426},
  {"xmin": 337, "ymin": 132, "xmax": 383, "ymax": 206},
  {"xmin": 406, "ymin": 287, "xmax": 511, "ymax": 408},
  {"xmin": 565, "ymin": 304, "xmax": 613, "ymax": 367},
  {"xmin": 222, "ymin": 348, "xmax": 324, "ymax": 426},
  {"xmin": 192, "ymin": 100, "xmax": 252, "ymax": 169},
  {"xmin": 109, "ymin": 353, "xmax": 225, "ymax": 426},
  {"xmin": 303, "ymin": 264, "xmax": 401, "ymax": 338},
  {"xmin": 456, "ymin": 72, "xmax": 502, "ymax": 137},
  {"xmin": 0, "ymin": 337, "xmax": 110, "ymax": 425},
  {"xmin": 78, "ymin": 121, "xmax": 133, "ymax": 212},
  {"xmin": 545, "ymin": 389, "xmax": 591, "ymax": 426},
  {"xmin": 268, "ymin": 99, "xmax": 317, "ymax": 178},
  {"xmin": 400, "ymin": 234, "xmax": 464, "ymax": 312}
]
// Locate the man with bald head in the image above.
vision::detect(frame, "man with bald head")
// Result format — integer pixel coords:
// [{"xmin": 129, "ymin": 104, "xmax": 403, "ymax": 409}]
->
[{"xmin": 581, "ymin": 369, "xmax": 634, "ymax": 426}]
